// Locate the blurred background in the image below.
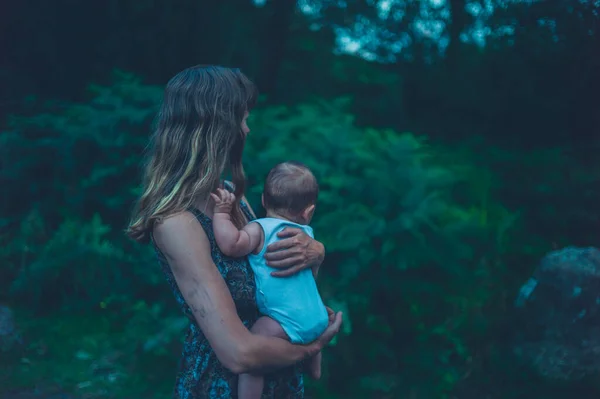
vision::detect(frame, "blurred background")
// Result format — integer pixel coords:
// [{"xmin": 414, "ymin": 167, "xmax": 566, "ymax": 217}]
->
[{"xmin": 1, "ymin": 0, "xmax": 599, "ymax": 398}]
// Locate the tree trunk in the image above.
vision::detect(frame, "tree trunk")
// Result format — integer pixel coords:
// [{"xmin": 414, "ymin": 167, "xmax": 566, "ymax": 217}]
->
[
  {"xmin": 259, "ymin": 0, "xmax": 297, "ymax": 97},
  {"xmin": 446, "ymin": 0, "xmax": 468, "ymax": 71}
]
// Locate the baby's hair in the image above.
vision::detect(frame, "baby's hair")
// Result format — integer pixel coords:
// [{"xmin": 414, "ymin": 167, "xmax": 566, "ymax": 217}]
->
[{"xmin": 263, "ymin": 161, "xmax": 318, "ymax": 215}]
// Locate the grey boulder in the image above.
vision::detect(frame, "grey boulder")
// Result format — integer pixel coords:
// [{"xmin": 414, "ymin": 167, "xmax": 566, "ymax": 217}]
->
[{"xmin": 514, "ymin": 246, "xmax": 600, "ymax": 381}]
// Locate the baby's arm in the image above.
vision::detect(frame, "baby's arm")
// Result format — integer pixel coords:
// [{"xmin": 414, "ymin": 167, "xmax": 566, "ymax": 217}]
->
[
  {"xmin": 211, "ymin": 188, "xmax": 263, "ymax": 258},
  {"xmin": 215, "ymin": 218, "xmax": 263, "ymax": 258}
]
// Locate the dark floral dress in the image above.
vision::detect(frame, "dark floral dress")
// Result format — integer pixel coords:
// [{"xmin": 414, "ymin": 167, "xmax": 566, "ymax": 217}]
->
[{"xmin": 152, "ymin": 201, "xmax": 304, "ymax": 399}]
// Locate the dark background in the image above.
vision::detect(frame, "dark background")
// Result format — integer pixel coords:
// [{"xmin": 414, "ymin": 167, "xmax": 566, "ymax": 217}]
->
[{"xmin": 1, "ymin": 0, "xmax": 599, "ymax": 398}]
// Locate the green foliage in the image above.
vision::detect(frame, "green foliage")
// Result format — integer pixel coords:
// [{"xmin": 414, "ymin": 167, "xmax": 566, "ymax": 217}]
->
[
  {"xmin": 0, "ymin": 68, "xmax": 594, "ymax": 398},
  {"xmin": 0, "ymin": 72, "xmax": 161, "ymax": 311},
  {"xmin": 1, "ymin": 71, "xmax": 161, "ymax": 230},
  {"xmin": 0, "ymin": 307, "xmax": 181, "ymax": 398},
  {"xmin": 245, "ymin": 98, "xmax": 520, "ymax": 397},
  {"xmin": 7, "ymin": 212, "xmax": 157, "ymax": 312},
  {"xmin": 1, "ymin": 0, "xmax": 598, "ymax": 396},
  {"xmin": 477, "ymin": 144, "xmax": 599, "ymax": 247}
]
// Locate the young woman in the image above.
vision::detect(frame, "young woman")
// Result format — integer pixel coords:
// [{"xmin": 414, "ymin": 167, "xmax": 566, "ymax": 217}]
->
[{"xmin": 127, "ymin": 65, "xmax": 342, "ymax": 398}]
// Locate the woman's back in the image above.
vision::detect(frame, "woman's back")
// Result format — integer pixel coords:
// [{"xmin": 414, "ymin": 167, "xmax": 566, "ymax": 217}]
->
[{"xmin": 153, "ymin": 203, "xmax": 304, "ymax": 398}]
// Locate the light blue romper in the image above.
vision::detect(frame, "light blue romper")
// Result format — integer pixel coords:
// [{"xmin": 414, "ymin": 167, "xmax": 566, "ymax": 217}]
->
[{"xmin": 249, "ymin": 218, "xmax": 329, "ymax": 344}]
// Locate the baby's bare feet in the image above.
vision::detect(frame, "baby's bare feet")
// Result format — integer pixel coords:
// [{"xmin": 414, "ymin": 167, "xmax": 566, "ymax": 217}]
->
[{"xmin": 308, "ymin": 352, "xmax": 322, "ymax": 380}]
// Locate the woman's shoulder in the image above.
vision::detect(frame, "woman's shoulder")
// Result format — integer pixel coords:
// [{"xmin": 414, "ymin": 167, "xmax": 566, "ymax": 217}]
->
[
  {"xmin": 153, "ymin": 210, "xmax": 200, "ymax": 233},
  {"xmin": 152, "ymin": 210, "xmax": 210, "ymax": 255}
]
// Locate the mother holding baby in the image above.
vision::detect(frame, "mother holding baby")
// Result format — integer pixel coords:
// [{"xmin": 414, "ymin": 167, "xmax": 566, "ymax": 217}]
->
[{"xmin": 126, "ymin": 65, "xmax": 343, "ymax": 398}]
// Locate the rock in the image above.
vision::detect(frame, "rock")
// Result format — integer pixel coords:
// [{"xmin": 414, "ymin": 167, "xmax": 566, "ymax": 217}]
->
[{"xmin": 513, "ymin": 246, "xmax": 600, "ymax": 381}]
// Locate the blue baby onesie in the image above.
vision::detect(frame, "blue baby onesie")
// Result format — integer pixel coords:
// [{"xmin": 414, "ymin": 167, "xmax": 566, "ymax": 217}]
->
[{"xmin": 249, "ymin": 218, "xmax": 329, "ymax": 344}]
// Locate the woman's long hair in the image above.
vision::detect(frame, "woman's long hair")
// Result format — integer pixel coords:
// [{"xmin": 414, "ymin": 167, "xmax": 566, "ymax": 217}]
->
[{"xmin": 127, "ymin": 65, "xmax": 257, "ymax": 243}]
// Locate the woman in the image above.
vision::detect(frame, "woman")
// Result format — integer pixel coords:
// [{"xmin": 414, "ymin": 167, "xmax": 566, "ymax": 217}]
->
[{"xmin": 127, "ymin": 65, "xmax": 342, "ymax": 398}]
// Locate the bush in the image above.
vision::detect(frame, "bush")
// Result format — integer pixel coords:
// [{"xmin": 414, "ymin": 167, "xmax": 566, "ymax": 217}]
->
[
  {"xmin": 1, "ymin": 74, "xmax": 525, "ymax": 397},
  {"xmin": 6, "ymin": 211, "xmax": 158, "ymax": 312},
  {"xmin": 246, "ymin": 99, "xmax": 521, "ymax": 397},
  {"xmin": 1, "ymin": 72, "xmax": 162, "ymax": 311}
]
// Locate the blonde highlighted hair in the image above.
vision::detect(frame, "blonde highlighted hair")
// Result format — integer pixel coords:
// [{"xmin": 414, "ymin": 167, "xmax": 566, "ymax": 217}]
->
[{"xmin": 127, "ymin": 65, "xmax": 257, "ymax": 243}]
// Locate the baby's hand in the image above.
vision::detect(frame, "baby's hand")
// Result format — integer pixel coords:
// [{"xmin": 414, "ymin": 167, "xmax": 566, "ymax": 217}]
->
[{"xmin": 210, "ymin": 188, "xmax": 236, "ymax": 215}]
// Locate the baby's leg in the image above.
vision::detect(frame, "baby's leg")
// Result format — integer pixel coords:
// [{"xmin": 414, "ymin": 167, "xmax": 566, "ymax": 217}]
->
[
  {"xmin": 307, "ymin": 351, "xmax": 322, "ymax": 380},
  {"xmin": 238, "ymin": 316, "xmax": 288, "ymax": 399}
]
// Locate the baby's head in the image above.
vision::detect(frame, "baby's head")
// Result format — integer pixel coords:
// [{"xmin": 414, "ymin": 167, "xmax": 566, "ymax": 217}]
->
[{"xmin": 262, "ymin": 161, "xmax": 318, "ymax": 225}]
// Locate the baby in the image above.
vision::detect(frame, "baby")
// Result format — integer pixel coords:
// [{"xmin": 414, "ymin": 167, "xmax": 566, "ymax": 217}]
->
[{"xmin": 211, "ymin": 161, "xmax": 329, "ymax": 399}]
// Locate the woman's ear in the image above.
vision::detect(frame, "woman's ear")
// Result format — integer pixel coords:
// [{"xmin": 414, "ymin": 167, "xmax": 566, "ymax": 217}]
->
[{"xmin": 261, "ymin": 193, "xmax": 265, "ymax": 209}]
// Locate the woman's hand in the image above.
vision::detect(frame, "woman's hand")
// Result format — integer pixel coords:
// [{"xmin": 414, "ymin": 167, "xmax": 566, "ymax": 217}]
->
[
  {"xmin": 313, "ymin": 308, "xmax": 343, "ymax": 351},
  {"xmin": 264, "ymin": 227, "xmax": 325, "ymax": 277}
]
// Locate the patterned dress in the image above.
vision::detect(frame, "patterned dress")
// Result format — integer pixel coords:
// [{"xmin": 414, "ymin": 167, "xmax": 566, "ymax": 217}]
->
[{"xmin": 152, "ymin": 201, "xmax": 304, "ymax": 399}]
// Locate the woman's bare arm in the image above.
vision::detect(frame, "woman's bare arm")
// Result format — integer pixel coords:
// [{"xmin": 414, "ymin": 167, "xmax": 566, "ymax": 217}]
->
[{"xmin": 153, "ymin": 211, "xmax": 341, "ymax": 374}]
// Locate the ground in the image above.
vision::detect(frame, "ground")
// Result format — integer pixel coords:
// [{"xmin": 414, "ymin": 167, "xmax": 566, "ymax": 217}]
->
[{"xmin": 0, "ymin": 310, "xmax": 177, "ymax": 399}]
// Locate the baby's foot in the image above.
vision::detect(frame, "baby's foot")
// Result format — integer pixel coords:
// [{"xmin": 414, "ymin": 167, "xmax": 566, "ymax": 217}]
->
[{"xmin": 308, "ymin": 352, "xmax": 322, "ymax": 380}]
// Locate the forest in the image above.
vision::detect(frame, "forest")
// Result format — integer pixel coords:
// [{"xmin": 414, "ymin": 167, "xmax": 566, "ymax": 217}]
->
[{"xmin": 1, "ymin": 0, "xmax": 599, "ymax": 398}]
